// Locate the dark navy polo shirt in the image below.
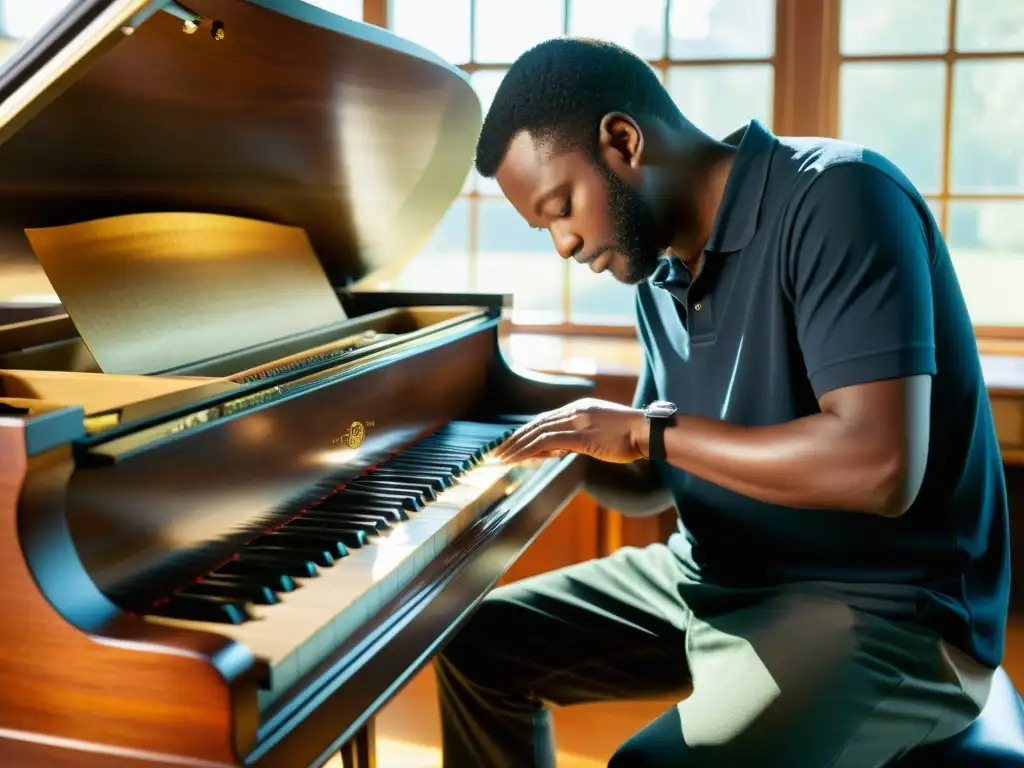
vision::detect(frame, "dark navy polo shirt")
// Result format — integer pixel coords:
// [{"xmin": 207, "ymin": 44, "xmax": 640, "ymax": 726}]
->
[{"xmin": 634, "ymin": 119, "xmax": 1009, "ymax": 668}]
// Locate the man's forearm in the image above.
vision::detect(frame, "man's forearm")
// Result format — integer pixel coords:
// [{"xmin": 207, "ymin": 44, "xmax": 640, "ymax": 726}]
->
[
  {"xmin": 641, "ymin": 411, "xmax": 905, "ymax": 516},
  {"xmin": 582, "ymin": 457, "xmax": 674, "ymax": 517}
]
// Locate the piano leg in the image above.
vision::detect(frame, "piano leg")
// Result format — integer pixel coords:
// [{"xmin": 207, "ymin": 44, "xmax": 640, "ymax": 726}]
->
[{"xmin": 339, "ymin": 719, "xmax": 376, "ymax": 768}]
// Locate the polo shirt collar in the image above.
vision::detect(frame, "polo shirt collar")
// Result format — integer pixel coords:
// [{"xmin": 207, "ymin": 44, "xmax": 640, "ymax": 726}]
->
[
  {"xmin": 705, "ymin": 118, "xmax": 776, "ymax": 254},
  {"xmin": 648, "ymin": 119, "xmax": 776, "ymax": 290}
]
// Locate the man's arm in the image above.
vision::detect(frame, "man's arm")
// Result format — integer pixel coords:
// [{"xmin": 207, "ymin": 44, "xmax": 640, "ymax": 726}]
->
[
  {"xmin": 638, "ymin": 376, "xmax": 930, "ymax": 517},
  {"xmin": 639, "ymin": 164, "xmax": 935, "ymax": 517}
]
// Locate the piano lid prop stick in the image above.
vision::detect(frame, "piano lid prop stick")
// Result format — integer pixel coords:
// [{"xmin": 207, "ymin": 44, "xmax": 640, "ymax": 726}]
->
[{"xmin": 161, "ymin": 0, "xmax": 225, "ymax": 40}]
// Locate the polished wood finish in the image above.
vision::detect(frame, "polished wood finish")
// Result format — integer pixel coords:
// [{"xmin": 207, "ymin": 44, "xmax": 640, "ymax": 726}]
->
[
  {"xmin": 0, "ymin": 0, "xmax": 479, "ymax": 290},
  {"xmin": 0, "ymin": 423, "xmax": 259, "ymax": 765}
]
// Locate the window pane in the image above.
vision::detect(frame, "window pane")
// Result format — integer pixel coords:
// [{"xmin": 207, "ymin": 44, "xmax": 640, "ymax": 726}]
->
[
  {"xmin": 468, "ymin": 70, "xmax": 508, "ymax": 195},
  {"xmin": 956, "ymin": 0, "xmax": 1024, "ymax": 53},
  {"xmin": 0, "ymin": 0, "xmax": 73, "ymax": 66},
  {"xmin": 666, "ymin": 65, "xmax": 773, "ymax": 139},
  {"xmin": 392, "ymin": 0, "xmax": 471, "ymax": 64},
  {"xmin": 839, "ymin": 0, "xmax": 949, "ymax": 55},
  {"xmin": 950, "ymin": 60, "xmax": 1024, "ymax": 194},
  {"xmin": 568, "ymin": 0, "xmax": 667, "ymax": 60},
  {"xmin": 669, "ymin": 0, "xmax": 774, "ymax": 59},
  {"xmin": 477, "ymin": 198, "xmax": 563, "ymax": 323},
  {"xmin": 947, "ymin": 201, "xmax": 1024, "ymax": 326},
  {"xmin": 474, "ymin": 0, "xmax": 565, "ymax": 64},
  {"xmin": 301, "ymin": 0, "xmax": 362, "ymax": 21},
  {"xmin": 569, "ymin": 266, "xmax": 637, "ymax": 325},
  {"xmin": 838, "ymin": 62, "xmax": 945, "ymax": 194},
  {"xmin": 390, "ymin": 199, "xmax": 471, "ymax": 292},
  {"xmin": 0, "ymin": 0, "xmax": 72, "ymax": 39}
]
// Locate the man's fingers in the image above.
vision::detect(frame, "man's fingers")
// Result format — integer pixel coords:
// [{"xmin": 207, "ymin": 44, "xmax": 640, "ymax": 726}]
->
[
  {"xmin": 499, "ymin": 430, "xmax": 580, "ymax": 464},
  {"xmin": 495, "ymin": 416, "xmax": 576, "ymax": 460}
]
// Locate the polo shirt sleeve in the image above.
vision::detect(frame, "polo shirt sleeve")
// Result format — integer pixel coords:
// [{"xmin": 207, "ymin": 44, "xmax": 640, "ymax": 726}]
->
[{"xmin": 786, "ymin": 162, "xmax": 937, "ymax": 399}]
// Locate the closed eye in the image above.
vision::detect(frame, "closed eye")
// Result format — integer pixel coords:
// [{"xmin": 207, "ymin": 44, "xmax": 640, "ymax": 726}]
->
[{"xmin": 531, "ymin": 199, "xmax": 572, "ymax": 232}]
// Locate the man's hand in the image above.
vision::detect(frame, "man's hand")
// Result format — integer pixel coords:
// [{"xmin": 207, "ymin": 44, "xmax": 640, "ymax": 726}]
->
[{"xmin": 493, "ymin": 398, "xmax": 649, "ymax": 465}]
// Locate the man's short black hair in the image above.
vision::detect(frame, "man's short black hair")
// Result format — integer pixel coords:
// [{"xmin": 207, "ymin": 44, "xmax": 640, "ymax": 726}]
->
[{"xmin": 474, "ymin": 37, "xmax": 683, "ymax": 179}]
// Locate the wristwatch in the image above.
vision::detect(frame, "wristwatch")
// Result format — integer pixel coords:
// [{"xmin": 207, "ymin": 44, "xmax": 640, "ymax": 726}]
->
[{"xmin": 643, "ymin": 400, "xmax": 677, "ymax": 461}]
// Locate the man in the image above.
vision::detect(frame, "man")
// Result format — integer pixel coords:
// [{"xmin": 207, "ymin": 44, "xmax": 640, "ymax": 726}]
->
[{"xmin": 436, "ymin": 37, "xmax": 1009, "ymax": 767}]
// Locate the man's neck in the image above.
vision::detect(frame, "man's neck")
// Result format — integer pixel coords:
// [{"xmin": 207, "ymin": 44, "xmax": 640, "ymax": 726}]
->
[{"xmin": 667, "ymin": 140, "xmax": 736, "ymax": 271}]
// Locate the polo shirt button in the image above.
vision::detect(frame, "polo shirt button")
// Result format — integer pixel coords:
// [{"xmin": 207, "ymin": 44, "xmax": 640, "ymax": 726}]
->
[{"xmin": 694, "ymin": 303, "xmax": 702, "ymax": 311}]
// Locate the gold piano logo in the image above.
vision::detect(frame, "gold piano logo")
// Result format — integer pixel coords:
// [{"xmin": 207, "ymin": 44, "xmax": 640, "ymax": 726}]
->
[{"xmin": 334, "ymin": 420, "xmax": 373, "ymax": 449}]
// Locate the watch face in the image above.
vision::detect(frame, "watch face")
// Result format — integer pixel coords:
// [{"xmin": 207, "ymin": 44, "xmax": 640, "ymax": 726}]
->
[{"xmin": 648, "ymin": 400, "xmax": 677, "ymax": 418}]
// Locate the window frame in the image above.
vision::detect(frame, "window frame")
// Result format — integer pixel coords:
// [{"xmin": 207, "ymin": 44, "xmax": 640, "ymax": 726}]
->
[
  {"xmin": 830, "ymin": 0, "xmax": 1024, "ymax": 338},
  {"xmin": 366, "ymin": 0, "xmax": 1024, "ymax": 340}
]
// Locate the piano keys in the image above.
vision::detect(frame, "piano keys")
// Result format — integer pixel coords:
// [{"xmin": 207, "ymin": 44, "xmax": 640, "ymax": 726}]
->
[{"xmin": 0, "ymin": 1, "xmax": 595, "ymax": 766}]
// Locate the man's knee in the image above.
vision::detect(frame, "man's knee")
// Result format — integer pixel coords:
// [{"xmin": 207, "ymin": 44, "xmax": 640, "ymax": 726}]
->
[
  {"xmin": 436, "ymin": 585, "xmax": 526, "ymax": 685},
  {"xmin": 608, "ymin": 707, "xmax": 687, "ymax": 768}
]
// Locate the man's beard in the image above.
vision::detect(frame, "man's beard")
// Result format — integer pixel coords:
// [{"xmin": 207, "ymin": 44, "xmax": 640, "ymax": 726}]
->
[{"xmin": 594, "ymin": 159, "xmax": 664, "ymax": 284}]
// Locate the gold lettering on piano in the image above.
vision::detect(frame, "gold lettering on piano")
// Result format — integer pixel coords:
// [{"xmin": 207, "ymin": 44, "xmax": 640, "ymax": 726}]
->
[
  {"xmin": 347, "ymin": 421, "xmax": 365, "ymax": 448},
  {"xmin": 333, "ymin": 420, "xmax": 374, "ymax": 449}
]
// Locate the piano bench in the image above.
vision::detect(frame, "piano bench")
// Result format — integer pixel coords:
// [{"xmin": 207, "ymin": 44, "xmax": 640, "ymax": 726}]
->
[{"xmin": 892, "ymin": 666, "xmax": 1024, "ymax": 767}]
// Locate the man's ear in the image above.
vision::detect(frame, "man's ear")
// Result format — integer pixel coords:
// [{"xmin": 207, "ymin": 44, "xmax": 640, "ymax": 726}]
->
[{"xmin": 598, "ymin": 112, "xmax": 644, "ymax": 170}]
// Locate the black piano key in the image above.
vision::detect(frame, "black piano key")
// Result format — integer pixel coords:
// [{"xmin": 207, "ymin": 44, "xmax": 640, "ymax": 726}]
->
[
  {"xmin": 182, "ymin": 579, "xmax": 278, "ymax": 605},
  {"xmin": 347, "ymin": 478, "xmax": 438, "ymax": 500},
  {"xmin": 417, "ymin": 437, "xmax": 491, "ymax": 453},
  {"xmin": 205, "ymin": 570, "xmax": 297, "ymax": 593},
  {"xmin": 319, "ymin": 511, "xmax": 393, "ymax": 530},
  {"xmin": 422, "ymin": 432, "xmax": 491, "ymax": 443},
  {"xmin": 369, "ymin": 468, "xmax": 450, "ymax": 490},
  {"xmin": 385, "ymin": 457, "xmax": 464, "ymax": 475},
  {"xmin": 319, "ymin": 489, "xmax": 424, "ymax": 511},
  {"xmin": 321, "ymin": 502, "xmax": 407, "ymax": 523},
  {"xmin": 297, "ymin": 511, "xmax": 385, "ymax": 535},
  {"xmin": 335, "ymin": 488, "xmax": 423, "ymax": 511},
  {"xmin": 251, "ymin": 531, "xmax": 349, "ymax": 559},
  {"xmin": 410, "ymin": 437, "xmax": 484, "ymax": 449},
  {"xmin": 245, "ymin": 545, "xmax": 335, "ymax": 568},
  {"xmin": 402, "ymin": 446, "xmax": 479, "ymax": 462},
  {"xmin": 149, "ymin": 594, "xmax": 250, "ymax": 624},
  {"xmin": 437, "ymin": 422, "xmax": 513, "ymax": 439},
  {"xmin": 219, "ymin": 553, "xmax": 318, "ymax": 578},
  {"xmin": 283, "ymin": 518, "xmax": 369, "ymax": 547}
]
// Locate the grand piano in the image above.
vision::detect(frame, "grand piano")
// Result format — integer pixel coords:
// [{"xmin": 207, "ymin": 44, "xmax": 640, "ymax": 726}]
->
[{"xmin": 0, "ymin": 1, "xmax": 592, "ymax": 765}]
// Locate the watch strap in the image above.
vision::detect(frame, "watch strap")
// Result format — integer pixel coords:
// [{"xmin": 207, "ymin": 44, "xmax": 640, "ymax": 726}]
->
[{"xmin": 648, "ymin": 416, "xmax": 671, "ymax": 461}]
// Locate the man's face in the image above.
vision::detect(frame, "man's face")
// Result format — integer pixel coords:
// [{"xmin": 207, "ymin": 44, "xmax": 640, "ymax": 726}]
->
[{"xmin": 495, "ymin": 131, "xmax": 664, "ymax": 284}]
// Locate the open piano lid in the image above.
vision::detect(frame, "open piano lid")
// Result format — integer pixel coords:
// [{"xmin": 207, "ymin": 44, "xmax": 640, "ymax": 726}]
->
[{"xmin": 0, "ymin": 0, "xmax": 481, "ymax": 292}]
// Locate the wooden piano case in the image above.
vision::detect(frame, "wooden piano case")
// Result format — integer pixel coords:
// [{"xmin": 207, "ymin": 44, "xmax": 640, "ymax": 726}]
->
[{"xmin": 0, "ymin": 2, "xmax": 594, "ymax": 765}]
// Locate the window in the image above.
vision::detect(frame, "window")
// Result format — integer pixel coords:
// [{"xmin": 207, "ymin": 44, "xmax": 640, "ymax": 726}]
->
[
  {"xmin": 0, "ymin": 0, "xmax": 72, "ymax": 40},
  {"xmin": 387, "ymin": 0, "xmax": 776, "ymax": 327},
  {"xmin": 837, "ymin": 0, "xmax": 1024, "ymax": 328},
  {"xmin": 0, "ymin": 0, "xmax": 73, "ymax": 66}
]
